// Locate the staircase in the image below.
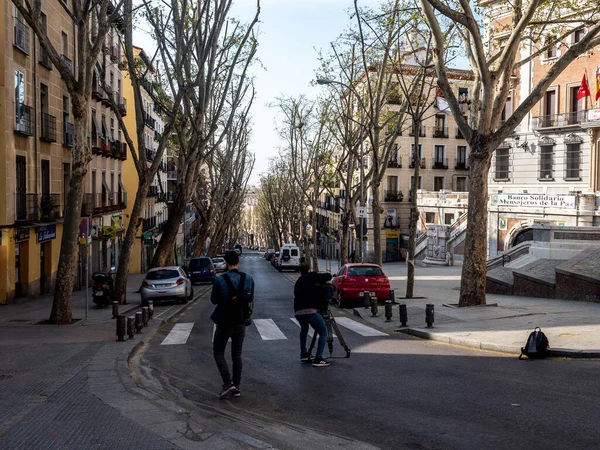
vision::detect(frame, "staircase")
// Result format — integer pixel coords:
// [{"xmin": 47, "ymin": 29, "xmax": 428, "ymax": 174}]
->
[{"xmin": 414, "ymin": 212, "xmax": 468, "ymax": 260}]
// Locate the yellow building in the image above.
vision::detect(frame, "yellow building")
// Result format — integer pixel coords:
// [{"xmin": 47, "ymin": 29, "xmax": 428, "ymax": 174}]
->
[
  {"xmin": 121, "ymin": 46, "xmax": 168, "ymax": 274},
  {"xmin": 0, "ymin": 2, "xmax": 126, "ymax": 303}
]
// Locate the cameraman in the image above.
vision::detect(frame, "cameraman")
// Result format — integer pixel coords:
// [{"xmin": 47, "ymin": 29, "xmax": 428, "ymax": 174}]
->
[{"xmin": 294, "ymin": 263, "xmax": 333, "ymax": 367}]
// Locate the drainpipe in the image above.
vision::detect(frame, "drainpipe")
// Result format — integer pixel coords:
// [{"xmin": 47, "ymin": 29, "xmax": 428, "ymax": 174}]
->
[{"xmin": 33, "ymin": 35, "xmax": 39, "ymax": 198}]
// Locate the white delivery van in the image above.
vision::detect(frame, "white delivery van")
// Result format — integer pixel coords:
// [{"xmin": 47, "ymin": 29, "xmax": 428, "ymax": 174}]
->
[{"xmin": 278, "ymin": 243, "xmax": 301, "ymax": 272}]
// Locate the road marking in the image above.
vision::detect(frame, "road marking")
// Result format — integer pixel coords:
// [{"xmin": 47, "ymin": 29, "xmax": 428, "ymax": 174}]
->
[
  {"xmin": 161, "ymin": 323, "xmax": 195, "ymax": 345},
  {"xmin": 290, "ymin": 318, "xmax": 336, "ymax": 337},
  {"xmin": 335, "ymin": 317, "xmax": 387, "ymax": 336},
  {"xmin": 253, "ymin": 319, "xmax": 287, "ymax": 340}
]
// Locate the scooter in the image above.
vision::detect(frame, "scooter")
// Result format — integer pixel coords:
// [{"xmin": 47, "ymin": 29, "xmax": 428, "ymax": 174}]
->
[{"xmin": 92, "ymin": 267, "xmax": 115, "ymax": 308}]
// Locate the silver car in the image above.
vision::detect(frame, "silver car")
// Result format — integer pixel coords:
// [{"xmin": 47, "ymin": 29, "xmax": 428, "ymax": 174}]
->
[
  {"xmin": 212, "ymin": 257, "xmax": 227, "ymax": 272},
  {"xmin": 141, "ymin": 266, "xmax": 193, "ymax": 306}
]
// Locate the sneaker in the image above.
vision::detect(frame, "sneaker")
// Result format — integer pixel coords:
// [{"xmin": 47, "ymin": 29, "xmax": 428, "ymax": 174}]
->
[
  {"xmin": 300, "ymin": 355, "xmax": 313, "ymax": 364},
  {"xmin": 232, "ymin": 387, "xmax": 241, "ymax": 397},
  {"xmin": 219, "ymin": 383, "xmax": 236, "ymax": 399},
  {"xmin": 312, "ymin": 358, "xmax": 331, "ymax": 367}
]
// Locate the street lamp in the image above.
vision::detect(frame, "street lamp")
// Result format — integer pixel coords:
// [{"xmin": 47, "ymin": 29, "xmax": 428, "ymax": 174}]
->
[{"xmin": 316, "ymin": 77, "xmax": 366, "ymax": 262}]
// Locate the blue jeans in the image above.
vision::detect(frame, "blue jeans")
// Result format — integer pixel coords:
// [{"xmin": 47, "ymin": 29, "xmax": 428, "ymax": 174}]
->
[{"xmin": 296, "ymin": 313, "xmax": 328, "ymax": 359}]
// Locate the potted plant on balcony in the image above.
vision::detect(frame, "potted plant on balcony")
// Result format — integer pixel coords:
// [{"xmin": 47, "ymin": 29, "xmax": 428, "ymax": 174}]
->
[{"xmin": 39, "ymin": 196, "xmax": 59, "ymax": 222}]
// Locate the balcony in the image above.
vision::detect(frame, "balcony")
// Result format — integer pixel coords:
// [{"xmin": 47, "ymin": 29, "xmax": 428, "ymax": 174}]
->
[
  {"xmin": 101, "ymin": 142, "xmax": 112, "ymax": 157},
  {"xmin": 432, "ymin": 158, "xmax": 448, "ymax": 169},
  {"xmin": 153, "ymin": 103, "xmax": 162, "ymax": 114},
  {"xmin": 60, "ymin": 54, "xmax": 72, "ymax": 73},
  {"xmin": 384, "ymin": 190, "xmax": 403, "ymax": 202},
  {"xmin": 110, "ymin": 45, "xmax": 120, "ymax": 62},
  {"xmin": 14, "ymin": 17, "xmax": 30, "ymax": 54},
  {"xmin": 387, "ymin": 156, "xmax": 402, "ymax": 168},
  {"xmin": 159, "ymin": 162, "xmax": 167, "ymax": 172},
  {"xmin": 111, "ymin": 140, "xmax": 121, "ymax": 159},
  {"xmin": 167, "ymin": 170, "xmax": 178, "ymax": 180},
  {"xmin": 144, "ymin": 113, "xmax": 156, "ymax": 130},
  {"xmin": 92, "ymin": 88, "xmax": 103, "ymax": 101},
  {"xmin": 409, "ymin": 157, "xmax": 426, "ymax": 169},
  {"xmin": 455, "ymin": 127, "xmax": 464, "ymax": 139},
  {"xmin": 39, "ymin": 46, "xmax": 52, "ymax": 69},
  {"xmin": 143, "ymin": 217, "xmax": 158, "ymax": 232},
  {"xmin": 14, "ymin": 104, "xmax": 34, "ymax": 136},
  {"xmin": 433, "ymin": 126, "xmax": 448, "ymax": 138},
  {"xmin": 409, "ymin": 128, "xmax": 426, "ymax": 137},
  {"xmin": 15, "ymin": 193, "xmax": 38, "ymax": 222},
  {"xmin": 82, "ymin": 192, "xmax": 126, "ymax": 216},
  {"xmin": 63, "ymin": 122, "xmax": 74, "ymax": 147},
  {"xmin": 148, "ymin": 185, "xmax": 159, "ymax": 198},
  {"xmin": 454, "ymin": 159, "xmax": 469, "ymax": 170},
  {"xmin": 146, "ymin": 147, "xmax": 156, "ymax": 161},
  {"xmin": 581, "ymin": 109, "xmax": 600, "ymax": 127},
  {"xmin": 120, "ymin": 141, "xmax": 127, "ymax": 160},
  {"xmin": 534, "ymin": 112, "xmax": 582, "ymax": 130},
  {"xmin": 154, "ymin": 130, "xmax": 162, "ymax": 141},
  {"xmin": 141, "ymin": 78, "xmax": 154, "ymax": 95},
  {"xmin": 40, "ymin": 113, "xmax": 57, "ymax": 142},
  {"xmin": 118, "ymin": 98, "xmax": 127, "ymax": 116},
  {"xmin": 39, "ymin": 194, "xmax": 62, "ymax": 221}
]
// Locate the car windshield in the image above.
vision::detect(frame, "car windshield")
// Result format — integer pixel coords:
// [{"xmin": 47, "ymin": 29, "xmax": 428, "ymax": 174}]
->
[
  {"xmin": 212, "ymin": 258, "xmax": 224, "ymax": 263},
  {"xmin": 347, "ymin": 266, "xmax": 384, "ymax": 277},
  {"xmin": 146, "ymin": 269, "xmax": 180, "ymax": 280},
  {"xmin": 189, "ymin": 259, "xmax": 211, "ymax": 269}
]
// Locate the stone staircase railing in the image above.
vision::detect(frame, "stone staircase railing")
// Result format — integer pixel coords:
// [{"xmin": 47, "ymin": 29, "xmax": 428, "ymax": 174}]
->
[{"xmin": 486, "ymin": 241, "xmax": 532, "ymax": 271}]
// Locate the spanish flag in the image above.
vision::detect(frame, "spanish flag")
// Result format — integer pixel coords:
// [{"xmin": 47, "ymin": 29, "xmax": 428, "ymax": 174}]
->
[{"xmin": 596, "ymin": 66, "xmax": 600, "ymax": 102}]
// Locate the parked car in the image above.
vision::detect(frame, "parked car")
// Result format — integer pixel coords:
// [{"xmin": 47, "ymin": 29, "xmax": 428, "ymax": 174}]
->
[
  {"xmin": 330, "ymin": 263, "xmax": 391, "ymax": 308},
  {"xmin": 271, "ymin": 252, "xmax": 280, "ymax": 267},
  {"xmin": 265, "ymin": 249, "xmax": 275, "ymax": 260},
  {"xmin": 187, "ymin": 257, "xmax": 216, "ymax": 284},
  {"xmin": 234, "ymin": 244, "xmax": 243, "ymax": 255},
  {"xmin": 259, "ymin": 246, "xmax": 266, "ymax": 252},
  {"xmin": 141, "ymin": 266, "xmax": 193, "ymax": 306},
  {"xmin": 212, "ymin": 257, "xmax": 227, "ymax": 272},
  {"xmin": 277, "ymin": 243, "xmax": 301, "ymax": 272}
]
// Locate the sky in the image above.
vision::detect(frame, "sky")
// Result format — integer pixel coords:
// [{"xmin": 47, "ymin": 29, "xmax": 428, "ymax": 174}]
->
[{"xmin": 133, "ymin": 1, "xmax": 378, "ymax": 184}]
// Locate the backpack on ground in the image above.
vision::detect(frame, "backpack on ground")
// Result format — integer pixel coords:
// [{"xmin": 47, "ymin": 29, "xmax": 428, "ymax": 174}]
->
[
  {"xmin": 519, "ymin": 327, "xmax": 549, "ymax": 360},
  {"xmin": 221, "ymin": 272, "xmax": 252, "ymax": 326}
]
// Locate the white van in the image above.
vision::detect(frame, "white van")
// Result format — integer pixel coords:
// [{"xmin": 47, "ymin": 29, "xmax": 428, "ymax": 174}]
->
[{"xmin": 277, "ymin": 243, "xmax": 301, "ymax": 272}]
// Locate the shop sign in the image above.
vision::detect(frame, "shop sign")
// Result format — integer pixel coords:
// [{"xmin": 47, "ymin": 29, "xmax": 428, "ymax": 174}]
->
[
  {"xmin": 16, "ymin": 227, "xmax": 30, "ymax": 242},
  {"xmin": 385, "ymin": 231, "xmax": 399, "ymax": 239},
  {"xmin": 587, "ymin": 108, "xmax": 600, "ymax": 122},
  {"xmin": 37, "ymin": 224, "xmax": 56, "ymax": 243},
  {"xmin": 143, "ymin": 231, "xmax": 152, "ymax": 239},
  {"xmin": 491, "ymin": 194, "xmax": 576, "ymax": 209}
]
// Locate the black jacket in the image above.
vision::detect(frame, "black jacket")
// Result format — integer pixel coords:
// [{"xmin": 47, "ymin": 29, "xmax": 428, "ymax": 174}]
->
[{"xmin": 294, "ymin": 272, "xmax": 333, "ymax": 312}]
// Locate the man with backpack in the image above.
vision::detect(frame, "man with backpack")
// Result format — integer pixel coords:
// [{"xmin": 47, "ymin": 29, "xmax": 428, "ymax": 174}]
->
[{"xmin": 210, "ymin": 251, "xmax": 255, "ymax": 399}]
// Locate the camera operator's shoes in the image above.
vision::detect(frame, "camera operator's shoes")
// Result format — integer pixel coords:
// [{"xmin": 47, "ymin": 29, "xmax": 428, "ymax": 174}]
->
[
  {"xmin": 312, "ymin": 358, "xmax": 331, "ymax": 367},
  {"xmin": 219, "ymin": 383, "xmax": 236, "ymax": 399},
  {"xmin": 233, "ymin": 387, "xmax": 241, "ymax": 397},
  {"xmin": 301, "ymin": 355, "xmax": 313, "ymax": 364}
]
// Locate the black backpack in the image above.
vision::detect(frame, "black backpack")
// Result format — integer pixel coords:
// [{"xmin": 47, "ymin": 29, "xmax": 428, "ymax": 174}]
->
[
  {"xmin": 221, "ymin": 272, "xmax": 252, "ymax": 326},
  {"xmin": 519, "ymin": 327, "xmax": 549, "ymax": 360}
]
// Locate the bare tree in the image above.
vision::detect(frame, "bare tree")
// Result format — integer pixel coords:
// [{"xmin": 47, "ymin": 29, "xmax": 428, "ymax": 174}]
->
[
  {"xmin": 420, "ymin": 0, "xmax": 600, "ymax": 306},
  {"xmin": 13, "ymin": 0, "xmax": 124, "ymax": 323}
]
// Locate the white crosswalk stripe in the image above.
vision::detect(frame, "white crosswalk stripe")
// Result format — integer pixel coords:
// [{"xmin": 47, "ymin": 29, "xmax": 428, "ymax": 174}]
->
[
  {"xmin": 334, "ymin": 317, "xmax": 387, "ymax": 336},
  {"xmin": 161, "ymin": 323, "xmax": 195, "ymax": 345},
  {"xmin": 253, "ymin": 318, "xmax": 287, "ymax": 340}
]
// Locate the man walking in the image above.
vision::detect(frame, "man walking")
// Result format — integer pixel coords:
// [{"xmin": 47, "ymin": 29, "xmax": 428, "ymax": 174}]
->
[
  {"xmin": 210, "ymin": 251, "xmax": 255, "ymax": 399},
  {"xmin": 294, "ymin": 263, "xmax": 332, "ymax": 367}
]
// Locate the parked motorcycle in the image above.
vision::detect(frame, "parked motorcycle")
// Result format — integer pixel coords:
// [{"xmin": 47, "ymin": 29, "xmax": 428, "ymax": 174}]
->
[{"xmin": 92, "ymin": 267, "xmax": 116, "ymax": 308}]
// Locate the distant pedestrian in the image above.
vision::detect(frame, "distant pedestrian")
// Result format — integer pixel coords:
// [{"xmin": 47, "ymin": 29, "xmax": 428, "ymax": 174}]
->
[
  {"xmin": 210, "ymin": 251, "xmax": 255, "ymax": 399},
  {"xmin": 350, "ymin": 250, "xmax": 356, "ymax": 263},
  {"xmin": 293, "ymin": 263, "xmax": 333, "ymax": 367}
]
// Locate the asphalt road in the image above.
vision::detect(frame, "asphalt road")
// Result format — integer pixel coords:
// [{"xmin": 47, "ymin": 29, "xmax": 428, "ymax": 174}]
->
[{"xmin": 137, "ymin": 252, "xmax": 600, "ymax": 450}]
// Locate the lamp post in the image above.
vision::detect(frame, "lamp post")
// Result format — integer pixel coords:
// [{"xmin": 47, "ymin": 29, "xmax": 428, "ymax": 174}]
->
[{"xmin": 316, "ymin": 78, "xmax": 366, "ymax": 262}]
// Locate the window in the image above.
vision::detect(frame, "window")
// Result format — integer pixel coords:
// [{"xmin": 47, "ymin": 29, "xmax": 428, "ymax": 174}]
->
[
  {"xmin": 546, "ymin": 36, "xmax": 557, "ymax": 58},
  {"xmin": 14, "ymin": 8, "xmax": 30, "ymax": 54},
  {"xmin": 14, "ymin": 69, "xmax": 26, "ymax": 127},
  {"xmin": 433, "ymin": 176, "xmax": 444, "ymax": 191},
  {"xmin": 425, "ymin": 212, "xmax": 435, "ymax": 224},
  {"xmin": 434, "ymin": 145, "xmax": 446, "ymax": 168},
  {"xmin": 110, "ymin": 117, "xmax": 115, "ymax": 141},
  {"xmin": 410, "ymin": 175, "xmax": 422, "ymax": 190},
  {"xmin": 565, "ymin": 143, "xmax": 581, "ymax": 180},
  {"xmin": 573, "ymin": 28, "xmax": 585, "ymax": 44},
  {"xmin": 456, "ymin": 146, "xmax": 467, "ymax": 168},
  {"xmin": 539, "ymin": 145, "xmax": 554, "ymax": 180},
  {"xmin": 92, "ymin": 170, "xmax": 97, "ymax": 197},
  {"xmin": 541, "ymin": 90, "xmax": 556, "ymax": 127},
  {"xmin": 569, "ymin": 86, "xmax": 582, "ymax": 124},
  {"xmin": 455, "ymin": 176, "xmax": 468, "ymax": 192},
  {"xmin": 501, "ymin": 96, "xmax": 512, "ymax": 124},
  {"xmin": 61, "ymin": 31, "xmax": 68, "ymax": 56},
  {"xmin": 495, "ymin": 148, "xmax": 510, "ymax": 180},
  {"xmin": 410, "ymin": 144, "xmax": 423, "ymax": 167},
  {"xmin": 445, "ymin": 214, "xmax": 454, "ymax": 225},
  {"xmin": 434, "ymin": 115, "xmax": 446, "ymax": 137},
  {"xmin": 41, "ymin": 160, "xmax": 50, "ymax": 201}
]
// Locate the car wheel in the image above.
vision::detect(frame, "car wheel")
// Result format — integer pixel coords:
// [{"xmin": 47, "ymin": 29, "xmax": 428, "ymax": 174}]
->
[{"xmin": 187, "ymin": 287, "xmax": 194, "ymax": 300}]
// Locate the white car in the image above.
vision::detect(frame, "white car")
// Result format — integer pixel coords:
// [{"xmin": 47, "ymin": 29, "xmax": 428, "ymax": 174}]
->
[{"xmin": 212, "ymin": 257, "xmax": 227, "ymax": 272}]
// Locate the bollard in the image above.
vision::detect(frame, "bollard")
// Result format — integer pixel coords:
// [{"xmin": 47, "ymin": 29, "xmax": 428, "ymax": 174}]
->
[
  {"xmin": 142, "ymin": 307, "xmax": 149, "ymax": 327},
  {"xmin": 399, "ymin": 303, "xmax": 408, "ymax": 326},
  {"xmin": 363, "ymin": 292, "xmax": 370, "ymax": 309},
  {"xmin": 116, "ymin": 315, "xmax": 126, "ymax": 341},
  {"xmin": 135, "ymin": 311, "xmax": 143, "ymax": 333},
  {"xmin": 127, "ymin": 316, "xmax": 135, "ymax": 339},
  {"xmin": 389, "ymin": 289, "xmax": 395, "ymax": 301},
  {"xmin": 384, "ymin": 300, "xmax": 393, "ymax": 322},
  {"xmin": 370, "ymin": 296, "xmax": 378, "ymax": 317},
  {"xmin": 112, "ymin": 301, "xmax": 119, "ymax": 319},
  {"xmin": 425, "ymin": 303, "xmax": 435, "ymax": 328},
  {"xmin": 148, "ymin": 301, "xmax": 154, "ymax": 319}
]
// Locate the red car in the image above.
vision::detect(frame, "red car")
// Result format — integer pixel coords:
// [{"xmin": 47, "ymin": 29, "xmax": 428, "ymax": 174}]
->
[{"xmin": 331, "ymin": 263, "xmax": 391, "ymax": 308}]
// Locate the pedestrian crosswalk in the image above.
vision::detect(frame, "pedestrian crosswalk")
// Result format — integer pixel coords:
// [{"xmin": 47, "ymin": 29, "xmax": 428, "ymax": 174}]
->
[{"xmin": 161, "ymin": 316, "xmax": 388, "ymax": 345}]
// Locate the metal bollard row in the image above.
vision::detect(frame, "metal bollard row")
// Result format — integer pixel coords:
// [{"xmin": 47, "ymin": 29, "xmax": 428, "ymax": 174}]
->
[
  {"xmin": 112, "ymin": 301, "xmax": 119, "ymax": 319},
  {"xmin": 399, "ymin": 303, "xmax": 408, "ymax": 327},
  {"xmin": 116, "ymin": 303, "xmax": 155, "ymax": 341},
  {"xmin": 384, "ymin": 300, "xmax": 393, "ymax": 322},
  {"xmin": 370, "ymin": 296, "xmax": 378, "ymax": 317},
  {"xmin": 116, "ymin": 315, "xmax": 126, "ymax": 341},
  {"xmin": 425, "ymin": 303, "xmax": 435, "ymax": 328},
  {"xmin": 127, "ymin": 316, "xmax": 135, "ymax": 339}
]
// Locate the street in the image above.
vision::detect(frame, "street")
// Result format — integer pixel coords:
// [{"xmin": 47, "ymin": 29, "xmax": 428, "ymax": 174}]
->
[{"xmin": 135, "ymin": 252, "xmax": 600, "ymax": 450}]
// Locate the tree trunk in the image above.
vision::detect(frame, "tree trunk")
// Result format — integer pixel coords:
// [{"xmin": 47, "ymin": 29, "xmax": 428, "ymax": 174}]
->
[
  {"xmin": 406, "ymin": 127, "xmax": 421, "ymax": 299},
  {"xmin": 372, "ymin": 179, "xmax": 382, "ymax": 265},
  {"xmin": 49, "ymin": 99, "xmax": 89, "ymax": 324},
  {"xmin": 112, "ymin": 176, "xmax": 151, "ymax": 304},
  {"xmin": 458, "ymin": 151, "xmax": 492, "ymax": 307},
  {"xmin": 311, "ymin": 200, "xmax": 319, "ymax": 271},
  {"xmin": 151, "ymin": 190, "xmax": 187, "ymax": 267}
]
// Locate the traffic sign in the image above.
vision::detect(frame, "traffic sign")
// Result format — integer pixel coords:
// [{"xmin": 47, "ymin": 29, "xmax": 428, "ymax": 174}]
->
[
  {"xmin": 357, "ymin": 206, "xmax": 367, "ymax": 218},
  {"xmin": 143, "ymin": 231, "xmax": 152, "ymax": 239}
]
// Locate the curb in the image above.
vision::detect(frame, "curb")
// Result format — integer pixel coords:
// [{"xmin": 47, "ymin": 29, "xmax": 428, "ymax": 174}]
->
[{"xmin": 353, "ymin": 307, "xmax": 600, "ymax": 359}]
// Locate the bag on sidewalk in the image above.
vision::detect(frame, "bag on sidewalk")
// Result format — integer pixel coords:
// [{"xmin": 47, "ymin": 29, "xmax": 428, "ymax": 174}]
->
[{"xmin": 519, "ymin": 327, "xmax": 549, "ymax": 360}]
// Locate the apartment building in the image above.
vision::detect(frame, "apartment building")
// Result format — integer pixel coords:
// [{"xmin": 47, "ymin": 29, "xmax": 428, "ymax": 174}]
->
[
  {"xmin": 486, "ymin": 12, "xmax": 600, "ymax": 257},
  {"xmin": 121, "ymin": 46, "xmax": 168, "ymax": 274},
  {"xmin": 0, "ymin": 1, "xmax": 127, "ymax": 303}
]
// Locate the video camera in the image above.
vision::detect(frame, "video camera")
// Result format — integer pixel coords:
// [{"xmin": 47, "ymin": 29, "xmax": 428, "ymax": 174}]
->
[{"xmin": 315, "ymin": 277, "xmax": 334, "ymax": 315}]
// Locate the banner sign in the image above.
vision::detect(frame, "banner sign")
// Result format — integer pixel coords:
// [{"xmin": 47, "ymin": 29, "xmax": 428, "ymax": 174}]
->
[
  {"xmin": 16, "ymin": 227, "xmax": 30, "ymax": 242},
  {"xmin": 37, "ymin": 224, "xmax": 57, "ymax": 243},
  {"xmin": 491, "ymin": 194, "xmax": 576, "ymax": 209}
]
